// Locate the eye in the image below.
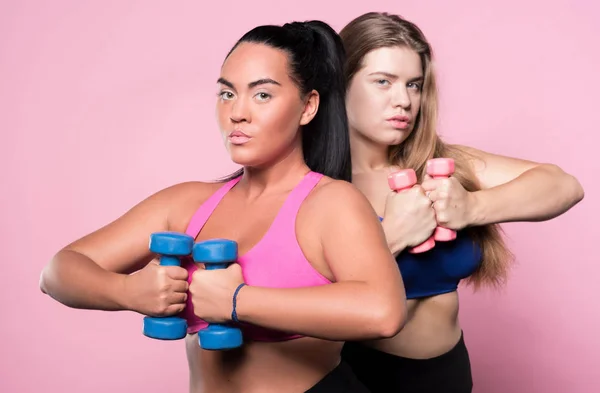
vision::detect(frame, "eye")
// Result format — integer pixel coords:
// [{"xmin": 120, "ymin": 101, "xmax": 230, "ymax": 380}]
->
[
  {"xmin": 408, "ymin": 82, "xmax": 422, "ymax": 91},
  {"xmin": 375, "ymin": 79, "xmax": 391, "ymax": 86},
  {"xmin": 218, "ymin": 91, "xmax": 235, "ymax": 100},
  {"xmin": 255, "ymin": 92, "xmax": 271, "ymax": 101}
]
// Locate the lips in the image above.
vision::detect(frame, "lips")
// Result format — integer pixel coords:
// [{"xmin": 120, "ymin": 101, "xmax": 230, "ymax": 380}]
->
[
  {"xmin": 387, "ymin": 115, "xmax": 410, "ymax": 129},
  {"xmin": 228, "ymin": 130, "xmax": 251, "ymax": 145},
  {"xmin": 387, "ymin": 115, "xmax": 410, "ymax": 122},
  {"xmin": 229, "ymin": 130, "xmax": 249, "ymax": 137}
]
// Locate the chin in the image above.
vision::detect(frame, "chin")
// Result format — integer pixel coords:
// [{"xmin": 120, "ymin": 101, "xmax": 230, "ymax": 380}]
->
[
  {"xmin": 374, "ymin": 132, "xmax": 410, "ymax": 147},
  {"xmin": 387, "ymin": 136, "xmax": 410, "ymax": 147},
  {"xmin": 363, "ymin": 127, "xmax": 408, "ymax": 147},
  {"xmin": 228, "ymin": 151, "xmax": 264, "ymax": 168}
]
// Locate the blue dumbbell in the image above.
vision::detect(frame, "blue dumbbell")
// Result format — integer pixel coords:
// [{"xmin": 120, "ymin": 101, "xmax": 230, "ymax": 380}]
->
[
  {"xmin": 143, "ymin": 231, "xmax": 195, "ymax": 340},
  {"xmin": 192, "ymin": 239, "xmax": 243, "ymax": 350}
]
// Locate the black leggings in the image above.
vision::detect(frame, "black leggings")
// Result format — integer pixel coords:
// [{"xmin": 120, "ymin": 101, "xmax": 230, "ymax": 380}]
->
[
  {"xmin": 341, "ymin": 332, "xmax": 473, "ymax": 393},
  {"xmin": 305, "ymin": 361, "xmax": 371, "ymax": 392}
]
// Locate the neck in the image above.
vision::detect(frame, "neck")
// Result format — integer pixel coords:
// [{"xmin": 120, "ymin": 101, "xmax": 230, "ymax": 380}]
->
[
  {"xmin": 350, "ymin": 127, "xmax": 391, "ymax": 174},
  {"xmin": 237, "ymin": 144, "xmax": 309, "ymax": 199}
]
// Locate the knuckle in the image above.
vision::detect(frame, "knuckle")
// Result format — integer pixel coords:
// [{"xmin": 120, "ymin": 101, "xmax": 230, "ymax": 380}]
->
[
  {"xmin": 177, "ymin": 267, "xmax": 189, "ymax": 279},
  {"xmin": 160, "ymin": 282, "xmax": 171, "ymax": 294}
]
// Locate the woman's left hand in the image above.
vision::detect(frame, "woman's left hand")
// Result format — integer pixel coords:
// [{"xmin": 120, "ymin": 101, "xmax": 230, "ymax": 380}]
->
[
  {"xmin": 189, "ymin": 263, "xmax": 245, "ymax": 323},
  {"xmin": 421, "ymin": 174, "xmax": 477, "ymax": 231}
]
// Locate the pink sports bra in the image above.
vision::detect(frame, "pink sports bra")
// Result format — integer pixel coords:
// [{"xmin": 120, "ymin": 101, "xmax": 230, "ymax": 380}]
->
[{"xmin": 179, "ymin": 171, "xmax": 332, "ymax": 342}]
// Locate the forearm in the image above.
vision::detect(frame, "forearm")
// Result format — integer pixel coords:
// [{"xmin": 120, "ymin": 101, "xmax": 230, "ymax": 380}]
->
[
  {"xmin": 235, "ymin": 282, "xmax": 403, "ymax": 341},
  {"xmin": 469, "ymin": 164, "xmax": 584, "ymax": 226},
  {"xmin": 40, "ymin": 249, "xmax": 129, "ymax": 311}
]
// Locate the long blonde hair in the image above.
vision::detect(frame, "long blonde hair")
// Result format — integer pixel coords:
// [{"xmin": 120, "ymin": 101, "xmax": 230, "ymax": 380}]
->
[{"xmin": 340, "ymin": 12, "xmax": 514, "ymax": 289}]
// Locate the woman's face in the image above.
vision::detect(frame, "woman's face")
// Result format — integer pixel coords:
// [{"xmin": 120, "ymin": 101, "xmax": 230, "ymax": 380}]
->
[
  {"xmin": 216, "ymin": 42, "xmax": 318, "ymax": 168},
  {"xmin": 346, "ymin": 46, "xmax": 423, "ymax": 147}
]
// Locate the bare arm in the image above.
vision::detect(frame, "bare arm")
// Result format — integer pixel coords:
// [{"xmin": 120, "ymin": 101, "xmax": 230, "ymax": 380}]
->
[
  {"xmin": 236, "ymin": 181, "xmax": 407, "ymax": 341},
  {"xmin": 39, "ymin": 182, "xmax": 204, "ymax": 313},
  {"xmin": 458, "ymin": 145, "xmax": 584, "ymax": 226}
]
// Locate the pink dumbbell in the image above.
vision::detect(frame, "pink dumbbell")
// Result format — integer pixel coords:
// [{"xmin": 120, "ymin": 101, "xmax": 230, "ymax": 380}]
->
[
  {"xmin": 426, "ymin": 158, "xmax": 457, "ymax": 242},
  {"xmin": 388, "ymin": 169, "xmax": 435, "ymax": 254}
]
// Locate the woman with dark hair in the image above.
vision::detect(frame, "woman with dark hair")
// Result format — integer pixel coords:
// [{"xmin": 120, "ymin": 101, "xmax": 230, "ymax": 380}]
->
[
  {"xmin": 40, "ymin": 20, "xmax": 407, "ymax": 392},
  {"xmin": 339, "ymin": 12, "xmax": 584, "ymax": 393}
]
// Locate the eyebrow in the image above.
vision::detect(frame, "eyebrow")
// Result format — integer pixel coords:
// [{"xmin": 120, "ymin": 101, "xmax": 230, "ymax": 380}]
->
[
  {"xmin": 368, "ymin": 72, "xmax": 423, "ymax": 82},
  {"xmin": 217, "ymin": 77, "xmax": 281, "ymax": 89}
]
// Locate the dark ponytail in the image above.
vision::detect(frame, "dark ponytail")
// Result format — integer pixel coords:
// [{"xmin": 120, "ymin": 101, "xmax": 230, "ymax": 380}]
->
[{"xmin": 219, "ymin": 20, "xmax": 352, "ymax": 182}]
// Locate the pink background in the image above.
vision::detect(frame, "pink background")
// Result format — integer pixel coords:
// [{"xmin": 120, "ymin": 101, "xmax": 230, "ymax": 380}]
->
[{"xmin": 1, "ymin": 1, "xmax": 597, "ymax": 392}]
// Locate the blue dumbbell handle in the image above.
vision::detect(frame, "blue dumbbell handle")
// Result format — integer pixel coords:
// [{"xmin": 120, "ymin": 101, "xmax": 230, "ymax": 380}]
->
[
  {"xmin": 205, "ymin": 262, "xmax": 230, "ymax": 270},
  {"xmin": 159, "ymin": 255, "xmax": 182, "ymax": 267}
]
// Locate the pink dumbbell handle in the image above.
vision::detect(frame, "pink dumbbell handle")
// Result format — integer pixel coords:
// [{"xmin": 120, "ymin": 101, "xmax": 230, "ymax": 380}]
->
[
  {"xmin": 427, "ymin": 158, "xmax": 457, "ymax": 242},
  {"xmin": 388, "ymin": 170, "xmax": 435, "ymax": 254},
  {"xmin": 431, "ymin": 174, "xmax": 457, "ymax": 241},
  {"xmin": 408, "ymin": 236, "xmax": 436, "ymax": 254}
]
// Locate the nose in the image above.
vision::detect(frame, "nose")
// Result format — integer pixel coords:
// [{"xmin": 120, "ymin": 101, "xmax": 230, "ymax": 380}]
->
[
  {"xmin": 391, "ymin": 86, "xmax": 411, "ymax": 110},
  {"xmin": 229, "ymin": 96, "xmax": 250, "ymax": 123}
]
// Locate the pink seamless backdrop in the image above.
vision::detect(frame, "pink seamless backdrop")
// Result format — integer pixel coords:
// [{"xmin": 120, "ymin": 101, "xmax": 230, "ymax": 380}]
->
[{"xmin": 1, "ymin": 1, "xmax": 598, "ymax": 392}]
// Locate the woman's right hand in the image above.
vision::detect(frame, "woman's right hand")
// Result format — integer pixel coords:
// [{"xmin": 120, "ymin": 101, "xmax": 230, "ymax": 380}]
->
[
  {"xmin": 123, "ymin": 259, "xmax": 189, "ymax": 317},
  {"xmin": 381, "ymin": 185, "xmax": 437, "ymax": 254}
]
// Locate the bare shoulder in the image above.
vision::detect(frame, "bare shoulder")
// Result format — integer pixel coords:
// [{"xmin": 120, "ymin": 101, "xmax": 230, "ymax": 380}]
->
[
  {"xmin": 302, "ymin": 177, "xmax": 379, "ymax": 223},
  {"xmin": 296, "ymin": 177, "xmax": 389, "ymax": 280},
  {"xmin": 60, "ymin": 179, "xmax": 230, "ymax": 274},
  {"xmin": 133, "ymin": 180, "xmax": 222, "ymax": 211},
  {"xmin": 161, "ymin": 180, "xmax": 230, "ymax": 232},
  {"xmin": 160, "ymin": 180, "xmax": 225, "ymax": 203}
]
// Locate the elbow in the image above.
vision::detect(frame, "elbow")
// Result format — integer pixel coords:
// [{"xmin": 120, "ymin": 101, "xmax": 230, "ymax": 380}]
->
[
  {"xmin": 39, "ymin": 254, "xmax": 63, "ymax": 297},
  {"xmin": 39, "ymin": 271, "xmax": 47, "ymax": 294},
  {"xmin": 561, "ymin": 170, "xmax": 584, "ymax": 207},
  {"xmin": 547, "ymin": 164, "xmax": 584, "ymax": 201},
  {"xmin": 39, "ymin": 262, "xmax": 54, "ymax": 295},
  {"xmin": 371, "ymin": 299, "xmax": 407, "ymax": 339},
  {"xmin": 571, "ymin": 175, "xmax": 585, "ymax": 205},
  {"xmin": 544, "ymin": 164, "xmax": 585, "ymax": 208}
]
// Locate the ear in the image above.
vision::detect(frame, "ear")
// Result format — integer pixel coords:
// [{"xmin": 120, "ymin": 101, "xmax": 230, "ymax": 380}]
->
[{"xmin": 299, "ymin": 89, "xmax": 320, "ymax": 126}]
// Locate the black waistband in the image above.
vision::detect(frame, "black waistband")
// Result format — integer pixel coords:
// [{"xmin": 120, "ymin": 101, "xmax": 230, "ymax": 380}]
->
[{"xmin": 340, "ymin": 332, "xmax": 473, "ymax": 392}]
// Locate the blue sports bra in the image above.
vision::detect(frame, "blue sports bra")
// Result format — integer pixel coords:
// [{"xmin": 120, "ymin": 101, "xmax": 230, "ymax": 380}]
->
[{"xmin": 379, "ymin": 217, "xmax": 483, "ymax": 299}]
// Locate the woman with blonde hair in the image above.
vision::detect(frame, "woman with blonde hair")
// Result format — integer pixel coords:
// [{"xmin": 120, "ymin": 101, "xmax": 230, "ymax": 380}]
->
[{"xmin": 339, "ymin": 11, "xmax": 584, "ymax": 392}]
